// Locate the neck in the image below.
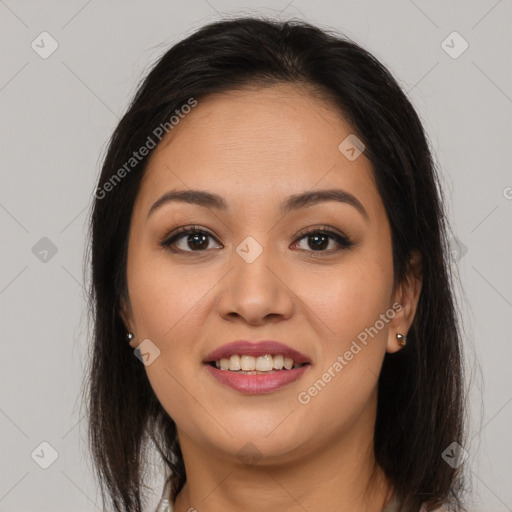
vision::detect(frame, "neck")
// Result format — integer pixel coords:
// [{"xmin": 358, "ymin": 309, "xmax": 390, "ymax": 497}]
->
[{"xmin": 172, "ymin": 402, "xmax": 393, "ymax": 512}]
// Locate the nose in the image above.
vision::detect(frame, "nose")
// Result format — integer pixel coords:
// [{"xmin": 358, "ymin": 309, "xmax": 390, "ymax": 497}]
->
[{"xmin": 215, "ymin": 241, "xmax": 294, "ymax": 326}]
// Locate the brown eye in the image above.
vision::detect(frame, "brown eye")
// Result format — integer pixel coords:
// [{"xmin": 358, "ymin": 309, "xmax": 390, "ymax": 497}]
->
[
  {"xmin": 160, "ymin": 226, "xmax": 222, "ymax": 253},
  {"xmin": 291, "ymin": 227, "xmax": 353, "ymax": 255}
]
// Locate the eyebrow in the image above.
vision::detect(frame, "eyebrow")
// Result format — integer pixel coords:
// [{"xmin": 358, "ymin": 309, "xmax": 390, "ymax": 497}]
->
[{"xmin": 147, "ymin": 188, "xmax": 368, "ymax": 220}]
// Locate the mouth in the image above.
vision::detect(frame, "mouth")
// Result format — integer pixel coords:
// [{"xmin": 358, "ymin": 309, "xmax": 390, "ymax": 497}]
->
[{"xmin": 202, "ymin": 340, "xmax": 312, "ymax": 394}]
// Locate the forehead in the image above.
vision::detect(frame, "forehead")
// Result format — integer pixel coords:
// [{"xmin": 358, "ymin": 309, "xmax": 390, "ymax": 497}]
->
[{"xmin": 135, "ymin": 83, "xmax": 382, "ymax": 220}]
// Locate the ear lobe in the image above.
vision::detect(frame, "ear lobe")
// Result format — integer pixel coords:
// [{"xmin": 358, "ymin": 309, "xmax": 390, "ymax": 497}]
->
[{"xmin": 386, "ymin": 250, "xmax": 423, "ymax": 354}]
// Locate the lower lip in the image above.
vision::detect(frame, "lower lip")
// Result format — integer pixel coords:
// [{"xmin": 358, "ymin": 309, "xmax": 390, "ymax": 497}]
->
[{"xmin": 204, "ymin": 363, "xmax": 310, "ymax": 394}]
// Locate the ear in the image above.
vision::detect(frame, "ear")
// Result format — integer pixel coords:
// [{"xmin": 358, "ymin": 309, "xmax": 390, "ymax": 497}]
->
[
  {"xmin": 119, "ymin": 296, "xmax": 138, "ymax": 349},
  {"xmin": 386, "ymin": 250, "xmax": 423, "ymax": 354}
]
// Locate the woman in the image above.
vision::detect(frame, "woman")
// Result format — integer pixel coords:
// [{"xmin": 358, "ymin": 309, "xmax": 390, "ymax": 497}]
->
[{"xmin": 85, "ymin": 16, "xmax": 467, "ymax": 512}]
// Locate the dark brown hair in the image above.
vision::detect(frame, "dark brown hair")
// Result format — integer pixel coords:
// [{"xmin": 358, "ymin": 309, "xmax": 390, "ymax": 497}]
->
[{"xmin": 84, "ymin": 15, "xmax": 467, "ymax": 512}]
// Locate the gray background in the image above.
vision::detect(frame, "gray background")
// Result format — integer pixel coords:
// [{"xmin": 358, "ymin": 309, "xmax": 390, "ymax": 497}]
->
[{"xmin": 1, "ymin": 0, "xmax": 511, "ymax": 511}]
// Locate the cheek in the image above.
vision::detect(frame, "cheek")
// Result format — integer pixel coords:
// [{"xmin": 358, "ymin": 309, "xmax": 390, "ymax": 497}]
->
[
  {"xmin": 126, "ymin": 253, "xmax": 209, "ymax": 428},
  {"xmin": 293, "ymin": 253, "xmax": 393, "ymax": 422},
  {"xmin": 125, "ymin": 245, "xmax": 222, "ymax": 390},
  {"xmin": 302, "ymin": 255, "xmax": 394, "ymax": 347},
  {"xmin": 126, "ymin": 243, "xmax": 209, "ymax": 340}
]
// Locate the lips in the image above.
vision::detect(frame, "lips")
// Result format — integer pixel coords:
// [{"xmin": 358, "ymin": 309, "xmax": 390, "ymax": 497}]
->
[
  {"xmin": 202, "ymin": 340, "xmax": 312, "ymax": 394},
  {"xmin": 203, "ymin": 340, "xmax": 311, "ymax": 366}
]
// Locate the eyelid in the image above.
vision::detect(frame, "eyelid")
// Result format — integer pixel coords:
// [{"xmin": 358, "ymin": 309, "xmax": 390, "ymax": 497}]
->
[{"xmin": 294, "ymin": 224, "xmax": 349, "ymax": 242}]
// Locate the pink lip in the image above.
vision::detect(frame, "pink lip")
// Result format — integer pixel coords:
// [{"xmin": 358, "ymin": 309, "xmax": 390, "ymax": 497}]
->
[
  {"xmin": 203, "ymin": 340, "xmax": 311, "ymax": 365},
  {"xmin": 204, "ymin": 364, "xmax": 310, "ymax": 394}
]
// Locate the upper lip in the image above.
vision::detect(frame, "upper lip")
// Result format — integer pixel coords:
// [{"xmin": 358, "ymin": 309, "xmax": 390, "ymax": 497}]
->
[{"xmin": 203, "ymin": 340, "xmax": 311, "ymax": 365}]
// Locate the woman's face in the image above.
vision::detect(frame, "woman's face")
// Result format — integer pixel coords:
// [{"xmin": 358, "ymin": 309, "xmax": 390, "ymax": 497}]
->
[{"xmin": 122, "ymin": 83, "xmax": 418, "ymax": 465}]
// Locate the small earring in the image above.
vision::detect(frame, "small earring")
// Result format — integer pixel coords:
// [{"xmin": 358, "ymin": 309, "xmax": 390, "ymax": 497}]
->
[
  {"xmin": 396, "ymin": 333, "xmax": 407, "ymax": 346},
  {"xmin": 126, "ymin": 332, "xmax": 134, "ymax": 343}
]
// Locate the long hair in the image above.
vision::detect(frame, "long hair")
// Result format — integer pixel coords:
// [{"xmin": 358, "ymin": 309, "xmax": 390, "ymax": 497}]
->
[{"xmin": 83, "ymin": 16, "xmax": 467, "ymax": 512}]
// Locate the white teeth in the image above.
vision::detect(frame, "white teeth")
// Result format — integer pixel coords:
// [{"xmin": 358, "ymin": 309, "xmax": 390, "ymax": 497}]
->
[
  {"xmin": 272, "ymin": 355, "xmax": 284, "ymax": 369},
  {"xmin": 213, "ymin": 354, "xmax": 305, "ymax": 372},
  {"xmin": 256, "ymin": 354, "xmax": 273, "ymax": 372},
  {"xmin": 240, "ymin": 355, "xmax": 255, "ymax": 371},
  {"xmin": 229, "ymin": 355, "xmax": 241, "ymax": 371}
]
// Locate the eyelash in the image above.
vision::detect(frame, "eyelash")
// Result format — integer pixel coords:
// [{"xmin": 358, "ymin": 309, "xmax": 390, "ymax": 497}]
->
[{"xmin": 159, "ymin": 224, "xmax": 353, "ymax": 257}]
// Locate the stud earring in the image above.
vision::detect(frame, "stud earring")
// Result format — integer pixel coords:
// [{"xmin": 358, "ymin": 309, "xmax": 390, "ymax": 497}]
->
[
  {"xmin": 126, "ymin": 332, "xmax": 134, "ymax": 343},
  {"xmin": 396, "ymin": 333, "xmax": 407, "ymax": 346}
]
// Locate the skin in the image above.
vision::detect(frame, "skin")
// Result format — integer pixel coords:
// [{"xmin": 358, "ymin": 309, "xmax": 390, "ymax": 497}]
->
[{"xmin": 121, "ymin": 83, "xmax": 422, "ymax": 512}]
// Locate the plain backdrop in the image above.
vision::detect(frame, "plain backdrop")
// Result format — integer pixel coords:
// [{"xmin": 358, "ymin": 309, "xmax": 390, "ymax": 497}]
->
[{"xmin": 1, "ymin": 1, "xmax": 511, "ymax": 511}]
